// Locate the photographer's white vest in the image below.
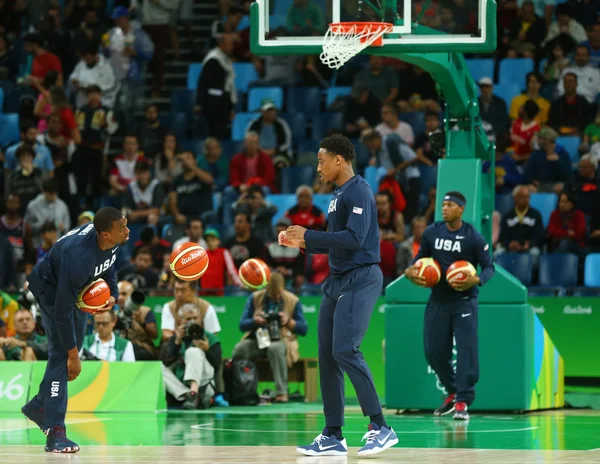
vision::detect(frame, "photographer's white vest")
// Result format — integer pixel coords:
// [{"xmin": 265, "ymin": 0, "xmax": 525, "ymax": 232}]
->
[{"xmin": 244, "ymin": 289, "xmax": 300, "ymax": 368}]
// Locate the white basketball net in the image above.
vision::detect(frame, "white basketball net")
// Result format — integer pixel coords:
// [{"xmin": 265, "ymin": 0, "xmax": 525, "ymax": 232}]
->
[{"xmin": 320, "ymin": 22, "xmax": 393, "ymax": 70}]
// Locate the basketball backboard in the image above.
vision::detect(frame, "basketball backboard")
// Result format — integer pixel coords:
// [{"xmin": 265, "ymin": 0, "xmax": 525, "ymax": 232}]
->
[{"xmin": 250, "ymin": 0, "xmax": 497, "ymax": 55}]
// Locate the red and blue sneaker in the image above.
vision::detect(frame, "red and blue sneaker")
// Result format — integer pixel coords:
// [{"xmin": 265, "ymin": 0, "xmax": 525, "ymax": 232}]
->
[
  {"xmin": 357, "ymin": 422, "xmax": 399, "ymax": 456},
  {"xmin": 453, "ymin": 401, "xmax": 470, "ymax": 421},
  {"xmin": 434, "ymin": 393, "xmax": 456, "ymax": 416},
  {"xmin": 21, "ymin": 402, "xmax": 47, "ymax": 434},
  {"xmin": 45, "ymin": 426, "xmax": 80, "ymax": 453},
  {"xmin": 296, "ymin": 433, "xmax": 348, "ymax": 456}
]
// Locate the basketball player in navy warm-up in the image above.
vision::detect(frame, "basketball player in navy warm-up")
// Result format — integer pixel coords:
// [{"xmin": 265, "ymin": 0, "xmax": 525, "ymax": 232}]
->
[
  {"xmin": 405, "ymin": 192, "xmax": 495, "ymax": 421},
  {"xmin": 22, "ymin": 207, "xmax": 129, "ymax": 453},
  {"xmin": 281, "ymin": 134, "xmax": 398, "ymax": 457}
]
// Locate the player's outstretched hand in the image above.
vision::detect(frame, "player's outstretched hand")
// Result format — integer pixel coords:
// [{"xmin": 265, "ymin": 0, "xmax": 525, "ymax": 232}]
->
[
  {"xmin": 96, "ymin": 296, "xmax": 117, "ymax": 313},
  {"xmin": 279, "ymin": 231, "xmax": 301, "ymax": 248},
  {"xmin": 286, "ymin": 225, "xmax": 307, "ymax": 243},
  {"xmin": 404, "ymin": 265, "xmax": 427, "ymax": 287},
  {"xmin": 449, "ymin": 274, "xmax": 480, "ymax": 291}
]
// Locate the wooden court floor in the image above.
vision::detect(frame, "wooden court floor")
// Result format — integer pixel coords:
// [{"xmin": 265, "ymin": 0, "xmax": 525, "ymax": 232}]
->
[{"xmin": 1, "ymin": 407, "xmax": 600, "ymax": 463}]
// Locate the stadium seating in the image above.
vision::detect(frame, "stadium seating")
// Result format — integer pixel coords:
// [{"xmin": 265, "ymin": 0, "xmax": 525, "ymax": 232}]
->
[
  {"xmin": 419, "ymin": 164, "xmax": 438, "ymax": 196},
  {"xmin": 399, "ymin": 112, "xmax": 425, "ymax": 137},
  {"xmin": 364, "ymin": 166, "xmax": 380, "ymax": 193},
  {"xmin": 311, "ymin": 112, "xmax": 344, "ymax": 140},
  {"xmin": 556, "ymin": 136, "xmax": 580, "ymax": 164},
  {"xmin": 247, "ymin": 87, "xmax": 284, "ymax": 112},
  {"xmin": 493, "ymin": 83, "xmax": 522, "ymax": 106},
  {"xmin": 182, "ymin": 139, "xmax": 205, "ymax": 155},
  {"xmin": 233, "ymin": 63, "xmax": 259, "ymax": 94},
  {"xmin": 159, "ymin": 112, "xmax": 187, "ymax": 140},
  {"xmin": 187, "ymin": 64, "xmax": 202, "ymax": 90},
  {"xmin": 536, "ymin": 253, "xmax": 578, "ymax": 292},
  {"xmin": 495, "ymin": 194, "xmax": 513, "ymax": 217},
  {"xmin": 266, "ymin": 194, "xmax": 297, "ymax": 224},
  {"xmin": 162, "ymin": 224, "xmax": 185, "ymax": 244},
  {"xmin": 270, "ymin": 14, "xmax": 286, "ymax": 30},
  {"xmin": 171, "ymin": 89, "xmax": 195, "ymax": 121},
  {"xmin": 498, "ymin": 58, "xmax": 534, "ymax": 88},
  {"xmin": 286, "ymin": 87, "xmax": 322, "ymax": 116},
  {"xmin": 495, "ymin": 252, "xmax": 533, "ymax": 286},
  {"xmin": 326, "ymin": 87, "xmax": 352, "ymax": 107},
  {"xmin": 0, "ymin": 113, "xmax": 20, "ymax": 148},
  {"xmin": 465, "ymin": 59, "xmax": 495, "ymax": 83},
  {"xmin": 231, "ymin": 112, "xmax": 259, "ymax": 141},
  {"xmin": 0, "ymin": 88, "xmax": 3, "ymax": 113},
  {"xmin": 280, "ymin": 112, "xmax": 307, "ymax": 143},
  {"xmin": 584, "ymin": 253, "xmax": 600, "ymax": 287},
  {"xmin": 313, "ymin": 194, "xmax": 334, "ymax": 217},
  {"xmin": 529, "ymin": 193, "xmax": 557, "ymax": 227},
  {"xmin": 281, "ymin": 166, "xmax": 316, "ymax": 194}
]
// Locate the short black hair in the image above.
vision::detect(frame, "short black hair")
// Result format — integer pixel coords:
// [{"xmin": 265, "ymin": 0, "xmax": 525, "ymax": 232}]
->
[
  {"xmin": 576, "ymin": 44, "xmax": 590, "ymax": 55},
  {"xmin": 376, "ymin": 190, "xmax": 395, "ymax": 207},
  {"xmin": 526, "ymin": 71, "xmax": 543, "ymax": 86},
  {"xmin": 16, "ymin": 144, "xmax": 35, "ymax": 159},
  {"xmin": 134, "ymin": 159, "xmax": 150, "ymax": 173},
  {"xmin": 175, "ymin": 277, "xmax": 198, "ymax": 290},
  {"xmin": 140, "ymin": 226, "xmax": 155, "ymax": 244},
  {"xmin": 320, "ymin": 134, "xmax": 355, "ymax": 161},
  {"xmin": 136, "ymin": 246, "xmax": 152, "ymax": 258},
  {"xmin": 21, "ymin": 120, "xmax": 37, "ymax": 134},
  {"xmin": 42, "ymin": 177, "xmax": 58, "ymax": 193},
  {"xmin": 94, "ymin": 207, "xmax": 123, "ymax": 233},
  {"xmin": 425, "ymin": 111, "xmax": 439, "ymax": 120},
  {"xmin": 23, "ymin": 33, "xmax": 44, "ymax": 47},
  {"xmin": 40, "ymin": 221, "xmax": 56, "ymax": 234},
  {"xmin": 523, "ymin": 100, "xmax": 540, "ymax": 120},
  {"xmin": 444, "ymin": 191, "xmax": 467, "ymax": 205},
  {"xmin": 187, "ymin": 217, "xmax": 203, "ymax": 229},
  {"xmin": 82, "ymin": 42, "xmax": 99, "ymax": 56},
  {"xmin": 564, "ymin": 72, "xmax": 578, "ymax": 81},
  {"xmin": 86, "ymin": 84, "xmax": 102, "ymax": 94},
  {"xmin": 235, "ymin": 212, "xmax": 251, "ymax": 224}
]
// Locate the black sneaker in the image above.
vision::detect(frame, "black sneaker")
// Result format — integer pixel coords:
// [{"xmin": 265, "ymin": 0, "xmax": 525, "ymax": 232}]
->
[
  {"xmin": 182, "ymin": 391, "xmax": 199, "ymax": 410},
  {"xmin": 453, "ymin": 402, "xmax": 469, "ymax": 421},
  {"xmin": 434, "ymin": 393, "xmax": 456, "ymax": 416}
]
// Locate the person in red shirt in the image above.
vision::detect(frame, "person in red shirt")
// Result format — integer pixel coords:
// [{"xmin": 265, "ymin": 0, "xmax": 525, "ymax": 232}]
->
[
  {"xmin": 285, "ymin": 185, "xmax": 326, "ymax": 231},
  {"xmin": 199, "ymin": 228, "xmax": 241, "ymax": 296},
  {"xmin": 548, "ymin": 192, "xmax": 586, "ymax": 253},
  {"xmin": 24, "ymin": 33, "xmax": 63, "ymax": 87},
  {"xmin": 510, "ymin": 100, "xmax": 540, "ymax": 165},
  {"xmin": 379, "ymin": 226, "xmax": 397, "ymax": 290},
  {"xmin": 50, "ymin": 87, "xmax": 81, "ymax": 144},
  {"xmin": 229, "ymin": 131, "xmax": 276, "ymax": 193},
  {"xmin": 109, "ymin": 135, "xmax": 146, "ymax": 196}
]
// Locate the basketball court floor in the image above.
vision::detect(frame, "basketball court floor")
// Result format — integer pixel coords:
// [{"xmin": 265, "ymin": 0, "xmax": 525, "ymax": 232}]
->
[{"xmin": 1, "ymin": 405, "xmax": 600, "ymax": 463}]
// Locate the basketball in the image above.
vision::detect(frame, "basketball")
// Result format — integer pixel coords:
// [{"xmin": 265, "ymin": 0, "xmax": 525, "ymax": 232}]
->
[
  {"xmin": 239, "ymin": 258, "xmax": 271, "ymax": 290},
  {"xmin": 446, "ymin": 260, "xmax": 477, "ymax": 287},
  {"xmin": 169, "ymin": 242, "xmax": 210, "ymax": 281},
  {"xmin": 77, "ymin": 278, "xmax": 110, "ymax": 314},
  {"xmin": 414, "ymin": 257, "xmax": 442, "ymax": 288}
]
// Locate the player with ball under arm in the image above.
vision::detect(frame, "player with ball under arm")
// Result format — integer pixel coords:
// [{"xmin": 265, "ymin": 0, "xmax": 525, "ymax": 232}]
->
[{"xmin": 405, "ymin": 191, "xmax": 495, "ymax": 421}]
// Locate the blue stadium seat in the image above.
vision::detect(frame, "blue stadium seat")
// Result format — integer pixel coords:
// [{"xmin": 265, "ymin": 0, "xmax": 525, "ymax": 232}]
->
[
  {"xmin": 286, "ymin": 87, "xmax": 321, "ymax": 116},
  {"xmin": 0, "ymin": 80, "xmax": 14, "ymax": 105},
  {"xmin": 0, "ymin": 88, "xmax": 3, "ymax": 113},
  {"xmin": 220, "ymin": 139, "xmax": 242, "ymax": 159},
  {"xmin": 237, "ymin": 14, "xmax": 250, "ymax": 31},
  {"xmin": 528, "ymin": 288, "xmax": 561, "ymax": 297},
  {"xmin": 313, "ymin": 194, "xmax": 333, "ymax": 218},
  {"xmin": 181, "ymin": 139, "xmax": 205, "ymax": 155},
  {"xmin": 465, "ymin": 59, "xmax": 495, "ymax": 84},
  {"xmin": 584, "ymin": 253, "xmax": 600, "ymax": 287},
  {"xmin": 231, "ymin": 112, "xmax": 259, "ymax": 141},
  {"xmin": 159, "ymin": 112, "xmax": 187, "ymax": 140},
  {"xmin": 274, "ymin": 0, "xmax": 293, "ymax": 14},
  {"xmin": 266, "ymin": 194, "xmax": 297, "ymax": 225},
  {"xmin": 326, "ymin": 86, "xmax": 352, "ymax": 107},
  {"xmin": 311, "ymin": 112, "xmax": 344, "ymax": 140},
  {"xmin": 556, "ymin": 136, "xmax": 580, "ymax": 164},
  {"xmin": 495, "ymin": 252, "xmax": 533, "ymax": 286},
  {"xmin": 247, "ymin": 87, "xmax": 284, "ymax": 112},
  {"xmin": 494, "ymin": 83, "xmax": 522, "ymax": 106},
  {"xmin": 233, "ymin": 62, "xmax": 259, "ymax": 94},
  {"xmin": 187, "ymin": 63, "xmax": 202, "ymax": 90},
  {"xmin": 171, "ymin": 89, "xmax": 195, "ymax": 120},
  {"xmin": 498, "ymin": 58, "xmax": 534, "ymax": 88},
  {"xmin": 281, "ymin": 166, "xmax": 316, "ymax": 193},
  {"xmin": 0, "ymin": 113, "xmax": 20, "ymax": 147},
  {"xmin": 270, "ymin": 14, "xmax": 286, "ymax": 30},
  {"xmin": 419, "ymin": 164, "xmax": 438, "ymax": 196},
  {"xmin": 162, "ymin": 224, "xmax": 185, "ymax": 244},
  {"xmin": 571, "ymin": 287, "xmax": 600, "ymax": 297},
  {"xmin": 529, "ymin": 193, "xmax": 557, "ymax": 227},
  {"xmin": 364, "ymin": 166, "xmax": 380, "ymax": 192},
  {"xmin": 495, "ymin": 194, "xmax": 513, "ymax": 216},
  {"xmin": 399, "ymin": 112, "xmax": 426, "ymax": 137},
  {"xmin": 538, "ymin": 253, "xmax": 579, "ymax": 287},
  {"xmin": 280, "ymin": 112, "xmax": 306, "ymax": 143}
]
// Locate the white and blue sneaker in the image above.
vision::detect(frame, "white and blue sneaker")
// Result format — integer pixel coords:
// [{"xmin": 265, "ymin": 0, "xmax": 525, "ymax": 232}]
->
[
  {"xmin": 357, "ymin": 423, "xmax": 399, "ymax": 456},
  {"xmin": 296, "ymin": 434, "xmax": 348, "ymax": 456}
]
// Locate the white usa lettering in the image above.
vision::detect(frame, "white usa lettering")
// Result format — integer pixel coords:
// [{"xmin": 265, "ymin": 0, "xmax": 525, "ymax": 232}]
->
[
  {"xmin": 434, "ymin": 238, "xmax": 462, "ymax": 253},
  {"xmin": 50, "ymin": 381, "xmax": 60, "ymax": 398},
  {"xmin": 94, "ymin": 254, "xmax": 117, "ymax": 277},
  {"xmin": 328, "ymin": 198, "xmax": 337, "ymax": 214}
]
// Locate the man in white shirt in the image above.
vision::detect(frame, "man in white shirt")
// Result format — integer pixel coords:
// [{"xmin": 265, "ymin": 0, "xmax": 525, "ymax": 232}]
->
[
  {"xmin": 558, "ymin": 45, "xmax": 600, "ymax": 104},
  {"xmin": 172, "ymin": 217, "xmax": 208, "ymax": 251},
  {"xmin": 70, "ymin": 43, "xmax": 120, "ymax": 109},
  {"xmin": 375, "ymin": 102, "xmax": 415, "ymax": 146},
  {"xmin": 80, "ymin": 311, "xmax": 136, "ymax": 362}
]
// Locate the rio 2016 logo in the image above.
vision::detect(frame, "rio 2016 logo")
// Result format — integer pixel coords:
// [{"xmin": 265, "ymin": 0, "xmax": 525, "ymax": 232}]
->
[
  {"xmin": 427, "ymin": 338, "xmax": 458, "ymax": 393},
  {"xmin": 0, "ymin": 373, "xmax": 25, "ymax": 401}
]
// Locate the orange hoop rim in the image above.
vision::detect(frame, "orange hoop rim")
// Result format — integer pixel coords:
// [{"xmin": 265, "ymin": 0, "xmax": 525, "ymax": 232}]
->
[{"xmin": 327, "ymin": 21, "xmax": 394, "ymax": 46}]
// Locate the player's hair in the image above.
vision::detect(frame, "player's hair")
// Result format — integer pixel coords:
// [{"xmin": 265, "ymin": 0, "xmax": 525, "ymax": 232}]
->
[
  {"xmin": 124, "ymin": 133, "xmax": 138, "ymax": 142},
  {"xmin": 320, "ymin": 134, "xmax": 355, "ymax": 161},
  {"xmin": 526, "ymin": 71, "xmax": 543, "ymax": 87},
  {"xmin": 444, "ymin": 191, "xmax": 467, "ymax": 205},
  {"xmin": 94, "ymin": 207, "xmax": 123, "ymax": 233},
  {"xmin": 174, "ymin": 277, "xmax": 198, "ymax": 291}
]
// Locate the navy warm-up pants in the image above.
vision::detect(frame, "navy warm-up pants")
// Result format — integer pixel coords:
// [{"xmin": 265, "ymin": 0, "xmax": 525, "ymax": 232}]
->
[
  {"xmin": 318, "ymin": 264, "xmax": 383, "ymax": 427},
  {"xmin": 25, "ymin": 285, "xmax": 88, "ymax": 428},
  {"xmin": 423, "ymin": 297, "xmax": 480, "ymax": 405}
]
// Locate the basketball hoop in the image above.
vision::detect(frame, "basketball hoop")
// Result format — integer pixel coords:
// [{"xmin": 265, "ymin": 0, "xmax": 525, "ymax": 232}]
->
[{"xmin": 320, "ymin": 22, "xmax": 394, "ymax": 70}]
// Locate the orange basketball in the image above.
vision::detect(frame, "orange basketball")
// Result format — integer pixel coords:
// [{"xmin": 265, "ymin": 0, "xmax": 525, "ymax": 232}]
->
[
  {"xmin": 446, "ymin": 260, "xmax": 477, "ymax": 287},
  {"xmin": 414, "ymin": 258, "xmax": 442, "ymax": 288},
  {"xmin": 169, "ymin": 242, "xmax": 210, "ymax": 281},
  {"xmin": 77, "ymin": 279, "xmax": 111, "ymax": 314},
  {"xmin": 239, "ymin": 258, "xmax": 271, "ymax": 290}
]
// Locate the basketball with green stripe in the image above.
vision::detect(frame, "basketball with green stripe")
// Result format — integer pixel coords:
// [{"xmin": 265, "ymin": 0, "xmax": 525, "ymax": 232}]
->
[{"xmin": 239, "ymin": 258, "xmax": 271, "ymax": 290}]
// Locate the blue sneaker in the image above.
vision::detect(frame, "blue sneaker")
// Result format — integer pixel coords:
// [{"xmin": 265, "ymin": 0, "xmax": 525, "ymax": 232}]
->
[
  {"xmin": 296, "ymin": 434, "xmax": 348, "ymax": 456},
  {"xmin": 357, "ymin": 423, "xmax": 399, "ymax": 456},
  {"xmin": 214, "ymin": 394, "xmax": 230, "ymax": 407},
  {"xmin": 44, "ymin": 426, "xmax": 80, "ymax": 453},
  {"xmin": 21, "ymin": 402, "xmax": 47, "ymax": 434}
]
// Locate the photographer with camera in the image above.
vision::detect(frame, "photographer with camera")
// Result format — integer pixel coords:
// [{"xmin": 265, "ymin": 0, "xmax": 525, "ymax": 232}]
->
[
  {"xmin": 116, "ymin": 281, "xmax": 158, "ymax": 360},
  {"xmin": 232, "ymin": 272, "xmax": 308, "ymax": 403},
  {"xmin": 162, "ymin": 303, "xmax": 222, "ymax": 409},
  {"xmin": 80, "ymin": 311, "xmax": 136, "ymax": 362},
  {"xmin": 0, "ymin": 308, "xmax": 48, "ymax": 361}
]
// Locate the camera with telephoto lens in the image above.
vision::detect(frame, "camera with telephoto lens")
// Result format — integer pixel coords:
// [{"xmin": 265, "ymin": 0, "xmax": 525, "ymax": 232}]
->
[
  {"xmin": 261, "ymin": 311, "xmax": 281, "ymax": 341},
  {"xmin": 183, "ymin": 321, "xmax": 205, "ymax": 343},
  {"xmin": 80, "ymin": 349, "xmax": 100, "ymax": 361},
  {"xmin": 428, "ymin": 129, "xmax": 446, "ymax": 157},
  {"xmin": 115, "ymin": 290, "xmax": 146, "ymax": 331}
]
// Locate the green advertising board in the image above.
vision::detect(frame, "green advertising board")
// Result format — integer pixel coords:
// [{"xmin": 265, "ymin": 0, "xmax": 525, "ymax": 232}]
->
[{"xmin": 0, "ymin": 362, "xmax": 32, "ymax": 412}]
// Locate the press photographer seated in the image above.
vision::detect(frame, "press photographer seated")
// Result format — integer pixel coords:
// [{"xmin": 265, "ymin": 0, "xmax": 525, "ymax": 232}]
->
[
  {"xmin": 81, "ymin": 311, "xmax": 136, "ymax": 362},
  {"xmin": 162, "ymin": 304, "xmax": 222, "ymax": 410},
  {"xmin": 232, "ymin": 272, "xmax": 308, "ymax": 403},
  {"xmin": 0, "ymin": 308, "xmax": 48, "ymax": 361}
]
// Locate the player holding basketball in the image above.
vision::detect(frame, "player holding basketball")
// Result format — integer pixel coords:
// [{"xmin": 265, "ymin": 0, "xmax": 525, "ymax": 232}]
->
[
  {"xmin": 405, "ymin": 192, "xmax": 495, "ymax": 421},
  {"xmin": 22, "ymin": 207, "xmax": 129, "ymax": 453},
  {"xmin": 281, "ymin": 134, "xmax": 398, "ymax": 457}
]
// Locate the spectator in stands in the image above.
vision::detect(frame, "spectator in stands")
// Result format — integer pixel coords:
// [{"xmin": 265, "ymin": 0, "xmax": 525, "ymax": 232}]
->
[
  {"xmin": 229, "ymin": 132, "xmax": 276, "ymax": 193},
  {"xmin": 196, "ymin": 34, "xmax": 237, "ymax": 139},
  {"xmin": 542, "ymin": 4, "xmax": 588, "ymax": 53},
  {"xmin": 375, "ymin": 103, "xmax": 415, "ymax": 146},
  {"xmin": 234, "ymin": 185, "xmax": 277, "ymax": 243},
  {"xmin": 510, "ymin": 100, "xmax": 541, "ymax": 165},
  {"xmin": 154, "ymin": 133, "xmax": 183, "ymax": 190},
  {"xmin": 33, "ymin": 71, "xmax": 60, "ymax": 132},
  {"xmin": 35, "ymin": 221, "xmax": 57, "ymax": 263},
  {"xmin": 70, "ymin": 43, "xmax": 119, "ymax": 109},
  {"xmin": 344, "ymin": 82, "xmax": 382, "ymax": 138},
  {"xmin": 0, "ymin": 309, "xmax": 47, "ymax": 361},
  {"xmin": 549, "ymin": 72, "xmax": 592, "ymax": 136},
  {"xmin": 581, "ymin": 110, "xmax": 600, "ymax": 154},
  {"xmin": 0, "ymin": 318, "xmax": 5, "ymax": 338},
  {"xmin": 169, "ymin": 152, "xmax": 215, "ymax": 224},
  {"xmin": 285, "ymin": 0, "xmax": 325, "ymax": 36},
  {"xmin": 587, "ymin": 191, "xmax": 600, "ymax": 252},
  {"xmin": 414, "ymin": 111, "xmax": 442, "ymax": 165},
  {"xmin": 24, "ymin": 177, "xmax": 70, "ymax": 246},
  {"xmin": 116, "ymin": 280, "xmax": 158, "ymax": 360},
  {"xmin": 246, "ymin": 100, "xmax": 293, "ymax": 165},
  {"xmin": 509, "ymin": 72, "xmax": 550, "ymax": 125},
  {"xmin": 0, "ymin": 34, "xmax": 17, "ymax": 82},
  {"xmin": 543, "ymin": 43, "xmax": 571, "ymax": 87},
  {"xmin": 122, "ymin": 160, "xmax": 165, "ymax": 227},
  {"xmin": 141, "ymin": 0, "xmax": 180, "ymax": 98},
  {"xmin": 42, "ymin": 5, "xmax": 77, "ymax": 77},
  {"xmin": 133, "ymin": 227, "xmax": 172, "ymax": 271},
  {"xmin": 421, "ymin": 185, "xmax": 437, "ymax": 225},
  {"xmin": 104, "ymin": 6, "xmax": 154, "ymax": 132},
  {"xmin": 0, "ymin": 290, "xmax": 19, "ymax": 336},
  {"xmin": 225, "ymin": 213, "xmax": 266, "ymax": 269},
  {"xmin": 81, "ymin": 311, "xmax": 136, "ymax": 362},
  {"xmin": 7, "ymin": 146, "xmax": 43, "ymax": 215},
  {"xmin": 483, "ymin": 137, "xmax": 524, "ymax": 194},
  {"xmin": 4, "ymin": 122, "xmax": 54, "ymax": 177},
  {"xmin": 396, "ymin": 216, "xmax": 427, "ymax": 276},
  {"xmin": 478, "ymin": 77, "xmax": 510, "ymax": 139},
  {"xmin": 285, "ymin": 185, "xmax": 326, "ymax": 231},
  {"xmin": 210, "ymin": 5, "xmax": 245, "ymax": 45},
  {"xmin": 200, "ymin": 228, "xmax": 241, "ymax": 296},
  {"xmin": 266, "ymin": 217, "xmax": 305, "ymax": 289},
  {"xmin": 71, "ymin": 6, "xmax": 105, "ymax": 56},
  {"xmin": 504, "ymin": 0, "xmax": 546, "ymax": 59},
  {"xmin": 109, "ymin": 134, "xmax": 145, "ymax": 196},
  {"xmin": 495, "ymin": 186, "xmax": 544, "ymax": 265},
  {"xmin": 379, "ymin": 225, "xmax": 397, "ymax": 288},
  {"xmin": 355, "ymin": 56, "xmax": 399, "ymax": 103},
  {"xmin": 524, "ymin": 127, "xmax": 573, "ymax": 193},
  {"xmin": 23, "ymin": 33, "xmax": 62, "ymax": 88},
  {"xmin": 233, "ymin": 272, "xmax": 308, "ymax": 403},
  {"xmin": 136, "ymin": 104, "xmax": 169, "ymax": 159},
  {"xmin": 78, "ymin": 211, "xmax": 94, "ymax": 226},
  {"xmin": 50, "ymin": 86, "xmax": 82, "ymax": 144},
  {"xmin": 564, "ymin": 154, "xmax": 598, "ymax": 215},
  {"xmin": 64, "ymin": 0, "xmax": 96, "ymax": 31},
  {"xmin": 548, "ymin": 192, "xmax": 586, "ymax": 252},
  {"xmin": 0, "ymin": 234, "xmax": 16, "ymax": 291},
  {"xmin": 397, "ymin": 66, "xmax": 442, "ymax": 113},
  {"xmin": 582, "ymin": 23, "xmax": 600, "ymax": 68},
  {"xmin": 557, "ymin": 45, "xmax": 600, "ymax": 104},
  {"xmin": 376, "ymin": 190, "xmax": 405, "ymax": 244},
  {"xmin": 173, "ymin": 217, "xmax": 208, "ymax": 251},
  {"xmin": 117, "ymin": 247, "xmax": 159, "ymax": 289},
  {"xmin": 197, "ymin": 138, "xmax": 229, "ymax": 192},
  {"xmin": 0, "ymin": 195, "xmax": 33, "ymax": 278}
]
